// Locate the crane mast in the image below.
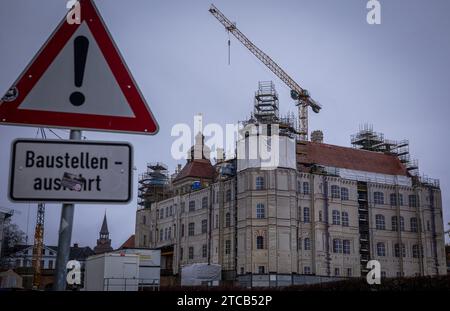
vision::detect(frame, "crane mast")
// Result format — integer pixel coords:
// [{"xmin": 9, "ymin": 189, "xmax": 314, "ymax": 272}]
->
[{"xmin": 209, "ymin": 4, "xmax": 321, "ymax": 140}]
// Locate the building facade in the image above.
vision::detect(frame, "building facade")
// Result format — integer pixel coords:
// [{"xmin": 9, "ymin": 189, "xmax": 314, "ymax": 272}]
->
[{"xmin": 135, "ymin": 85, "xmax": 447, "ymax": 285}]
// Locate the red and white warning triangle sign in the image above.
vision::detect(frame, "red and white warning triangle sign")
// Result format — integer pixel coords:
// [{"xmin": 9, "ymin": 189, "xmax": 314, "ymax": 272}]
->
[{"xmin": 0, "ymin": 0, "xmax": 158, "ymax": 135}]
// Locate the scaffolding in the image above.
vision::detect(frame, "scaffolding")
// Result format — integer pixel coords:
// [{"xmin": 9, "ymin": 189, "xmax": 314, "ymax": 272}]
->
[
  {"xmin": 242, "ymin": 81, "xmax": 299, "ymax": 139},
  {"xmin": 138, "ymin": 162, "xmax": 171, "ymax": 209},
  {"xmin": 351, "ymin": 124, "xmax": 419, "ymax": 175}
]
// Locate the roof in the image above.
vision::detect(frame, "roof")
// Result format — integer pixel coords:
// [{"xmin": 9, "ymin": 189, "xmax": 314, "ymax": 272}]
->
[
  {"xmin": 119, "ymin": 235, "xmax": 135, "ymax": 249},
  {"xmin": 100, "ymin": 213, "xmax": 109, "ymax": 234},
  {"xmin": 4, "ymin": 244, "xmax": 94, "ymax": 260},
  {"xmin": 297, "ymin": 141, "xmax": 409, "ymax": 176},
  {"xmin": 173, "ymin": 159, "xmax": 215, "ymax": 182}
]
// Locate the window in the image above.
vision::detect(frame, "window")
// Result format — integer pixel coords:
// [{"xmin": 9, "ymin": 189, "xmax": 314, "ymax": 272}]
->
[
  {"xmin": 377, "ymin": 242, "xmax": 386, "ymax": 257},
  {"xmin": 427, "ymin": 221, "xmax": 431, "ymax": 231},
  {"xmin": 258, "ymin": 266, "xmax": 265, "ymax": 274},
  {"xmin": 143, "ymin": 234, "xmax": 147, "ymax": 246},
  {"xmin": 164, "ymin": 228, "xmax": 168, "ymax": 240},
  {"xmin": 410, "ymin": 218, "xmax": 418, "ymax": 232},
  {"xmin": 256, "ymin": 203, "xmax": 265, "ymax": 219},
  {"xmin": 188, "ymin": 222, "xmax": 195, "ymax": 236},
  {"xmin": 256, "ymin": 176, "xmax": 264, "ymax": 190},
  {"xmin": 341, "ymin": 187, "xmax": 349, "ymax": 200},
  {"xmin": 381, "ymin": 271, "xmax": 387, "ymax": 278},
  {"xmin": 304, "ymin": 238, "xmax": 311, "ymax": 250},
  {"xmin": 201, "ymin": 219, "xmax": 207, "ymax": 234},
  {"xmin": 256, "ymin": 236, "xmax": 264, "ymax": 249},
  {"xmin": 226, "ymin": 189, "xmax": 232, "ymax": 202},
  {"xmin": 333, "ymin": 239, "xmax": 343, "ymax": 253},
  {"xmin": 159, "ymin": 229, "xmax": 163, "ymax": 241},
  {"xmin": 225, "ymin": 212, "xmax": 231, "ymax": 227},
  {"xmin": 180, "ymin": 202, "xmax": 185, "ymax": 213},
  {"xmin": 376, "ymin": 214, "xmax": 385, "ymax": 230},
  {"xmin": 202, "ymin": 197, "xmax": 208, "ymax": 209},
  {"xmin": 332, "ymin": 210, "xmax": 340, "ymax": 225},
  {"xmin": 40, "ymin": 260, "xmax": 44, "ymax": 269},
  {"xmin": 169, "ymin": 205, "xmax": 173, "ymax": 216},
  {"xmin": 319, "ymin": 211, "xmax": 323, "ymax": 222},
  {"xmin": 303, "ymin": 182, "xmax": 310, "ymax": 195},
  {"xmin": 390, "ymin": 193, "xmax": 403, "ymax": 206},
  {"xmin": 297, "ymin": 180, "xmax": 302, "ymax": 192},
  {"xmin": 165, "ymin": 207, "xmax": 169, "ymax": 218},
  {"xmin": 400, "ymin": 216, "xmax": 405, "ymax": 231},
  {"xmin": 347, "ymin": 268, "xmax": 352, "ymax": 277},
  {"xmin": 188, "ymin": 247, "xmax": 194, "ymax": 260},
  {"xmin": 159, "ymin": 209, "xmax": 163, "ymax": 219},
  {"xmin": 394, "ymin": 243, "xmax": 406, "ymax": 258},
  {"xmin": 48, "ymin": 260, "xmax": 53, "ymax": 269},
  {"xmin": 412, "ymin": 245, "xmax": 420, "ymax": 258},
  {"xmin": 173, "ymin": 224, "xmax": 176, "ymax": 238},
  {"xmin": 374, "ymin": 192, "xmax": 384, "ymax": 205},
  {"xmin": 408, "ymin": 194, "xmax": 418, "ymax": 208},
  {"xmin": 392, "ymin": 216, "xmax": 398, "ymax": 231},
  {"xmin": 225, "ymin": 240, "xmax": 231, "ymax": 254},
  {"xmin": 343, "ymin": 240, "xmax": 351, "ymax": 254},
  {"xmin": 202, "ymin": 244, "xmax": 207, "ymax": 258},
  {"xmin": 334, "ymin": 268, "xmax": 340, "ymax": 276},
  {"xmin": 189, "ymin": 200, "xmax": 195, "ymax": 212},
  {"xmin": 180, "ymin": 247, "xmax": 183, "ymax": 260},
  {"xmin": 303, "ymin": 207, "xmax": 310, "ymax": 223},
  {"xmin": 42, "ymin": 249, "xmax": 45, "ymax": 255},
  {"xmin": 181, "ymin": 224, "xmax": 185, "ymax": 237},
  {"xmin": 240, "ymin": 267, "xmax": 244, "ymax": 274},
  {"xmin": 142, "ymin": 215, "xmax": 146, "ymax": 225},
  {"xmin": 304, "ymin": 266, "xmax": 311, "ymax": 275},
  {"xmin": 331, "ymin": 185, "xmax": 340, "ymax": 199},
  {"xmin": 168, "ymin": 227, "xmax": 172, "ymax": 239},
  {"xmin": 215, "ymin": 214, "xmax": 219, "ymax": 229}
]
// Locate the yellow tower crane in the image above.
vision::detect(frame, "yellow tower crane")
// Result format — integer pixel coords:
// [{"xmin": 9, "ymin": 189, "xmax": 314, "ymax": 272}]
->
[{"xmin": 209, "ymin": 4, "xmax": 321, "ymax": 141}]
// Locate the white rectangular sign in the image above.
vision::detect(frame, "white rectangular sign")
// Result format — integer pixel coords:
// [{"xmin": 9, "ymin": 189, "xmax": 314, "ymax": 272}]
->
[{"xmin": 9, "ymin": 139, "xmax": 133, "ymax": 203}]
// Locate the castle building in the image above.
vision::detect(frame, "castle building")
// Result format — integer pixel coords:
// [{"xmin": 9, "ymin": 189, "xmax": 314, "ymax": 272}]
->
[{"xmin": 135, "ymin": 82, "xmax": 447, "ymax": 286}]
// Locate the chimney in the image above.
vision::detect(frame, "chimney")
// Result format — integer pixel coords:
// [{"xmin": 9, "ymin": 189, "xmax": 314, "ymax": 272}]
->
[{"xmin": 311, "ymin": 130, "xmax": 324, "ymax": 143}]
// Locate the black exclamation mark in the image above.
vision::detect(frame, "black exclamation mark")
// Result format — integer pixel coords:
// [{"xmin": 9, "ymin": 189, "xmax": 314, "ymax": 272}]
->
[{"xmin": 70, "ymin": 36, "xmax": 89, "ymax": 106}]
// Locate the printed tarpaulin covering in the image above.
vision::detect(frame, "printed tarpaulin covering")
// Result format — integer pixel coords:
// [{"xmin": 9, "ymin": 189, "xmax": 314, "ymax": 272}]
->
[{"xmin": 181, "ymin": 263, "xmax": 221, "ymax": 286}]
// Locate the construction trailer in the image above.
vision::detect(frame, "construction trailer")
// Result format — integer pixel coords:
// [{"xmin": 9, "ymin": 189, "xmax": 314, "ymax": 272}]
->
[
  {"xmin": 84, "ymin": 252, "xmax": 139, "ymax": 291},
  {"xmin": 84, "ymin": 249, "xmax": 161, "ymax": 291},
  {"xmin": 112, "ymin": 248, "xmax": 161, "ymax": 289}
]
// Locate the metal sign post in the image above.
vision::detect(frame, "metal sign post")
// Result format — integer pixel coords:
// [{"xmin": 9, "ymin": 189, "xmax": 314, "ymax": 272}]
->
[{"xmin": 54, "ymin": 129, "xmax": 80, "ymax": 291}]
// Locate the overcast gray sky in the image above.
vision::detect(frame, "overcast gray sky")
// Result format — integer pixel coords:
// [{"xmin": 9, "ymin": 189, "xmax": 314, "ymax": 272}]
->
[{"xmin": 1, "ymin": 0, "xmax": 449, "ymax": 248}]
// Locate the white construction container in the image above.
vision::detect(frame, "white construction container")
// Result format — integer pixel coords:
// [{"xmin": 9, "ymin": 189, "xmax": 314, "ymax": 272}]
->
[
  {"xmin": 181, "ymin": 263, "xmax": 221, "ymax": 286},
  {"xmin": 84, "ymin": 252, "xmax": 139, "ymax": 291},
  {"xmin": 112, "ymin": 248, "xmax": 161, "ymax": 287}
]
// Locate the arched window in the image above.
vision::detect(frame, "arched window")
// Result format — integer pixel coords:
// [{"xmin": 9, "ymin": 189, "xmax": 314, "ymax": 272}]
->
[
  {"xmin": 256, "ymin": 236, "xmax": 264, "ymax": 249},
  {"xmin": 412, "ymin": 245, "xmax": 420, "ymax": 258},
  {"xmin": 377, "ymin": 242, "xmax": 386, "ymax": 256},
  {"xmin": 304, "ymin": 238, "xmax": 311, "ymax": 250},
  {"xmin": 332, "ymin": 210, "xmax": 340, "ymax": 225},
  {"xmin": 303, "ymin": 207, "xmax": 310, "ymax": 223},
  {"xmin": 375, "ymin": 214, "xmax": 385, "ymax": 230},
  {"xmin": 303, "ymin": 182, "xmax": 310, "ymax": 195},
  {"xmin": 394, "ymin": 243, "xmax": 406, "ymax": 257},
  {"xmin": 256, "ymin": 203, "xmax": 265, "ymax": 219},
  {"xmin": 331, "ymin": 185, "xmax": 340, "ymax": 199},
  {"xmin": 410, "ymin": 218, "xmax": 418, "ymax": 232},
  {"xmin": 340, "ymin": 187, "xmax": 349, "ymax": 200},
  {"xmin": 392, "ymin": 216, "xmax": 398, "ymax": 231},
  {"xmin": 342, "ymin": 212, "xmax": 349, "ymax": 227},
  {"xmin": 256, "ymin": 177, "xmax": 265, "ymax": 190},
  {"xmin": 225, "ymin": 212, "xmax": 231, "ymax": 227},
  {"xmin": 374, "ymin": 192, "xmax": 384, "ymax": 205}
]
